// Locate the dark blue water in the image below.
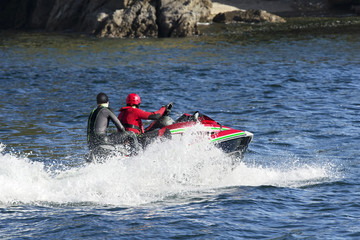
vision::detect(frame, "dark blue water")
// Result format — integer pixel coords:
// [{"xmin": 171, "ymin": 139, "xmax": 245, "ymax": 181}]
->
[{"xmin": 0, "ymin": 29, "xmax": 359, "ymax": 239}]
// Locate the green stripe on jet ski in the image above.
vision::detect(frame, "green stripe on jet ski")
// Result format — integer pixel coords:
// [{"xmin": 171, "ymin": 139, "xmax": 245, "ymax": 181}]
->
[
  {"xmin": 208, "ymin": 127, "xmax": 230, "ymax": 131},
  {"xmin": 170, "ymin": 128, "xmax": 185, "ymax": 133},
  {"xmin": 211, "ymin": 132, "xmax": 245, "ymax": 142}
]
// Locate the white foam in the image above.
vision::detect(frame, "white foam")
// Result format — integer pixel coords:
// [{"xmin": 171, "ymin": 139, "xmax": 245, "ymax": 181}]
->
[
  {"xmin": 0, "ymin": 134, "xmax": 339, "ymax": 206},
  {"xmin": 224, "ymin": 161, "xmax": 333, "ymax": 188}
]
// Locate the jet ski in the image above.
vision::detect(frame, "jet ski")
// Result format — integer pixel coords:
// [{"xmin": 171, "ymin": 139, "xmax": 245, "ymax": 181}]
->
[
  {"xmin": 86, "ymin": 103, "xmax": 253, "ymax": 162},
  {"xmin": 147, "ymin": 111, "xmax": 253, "ymax": 158}
]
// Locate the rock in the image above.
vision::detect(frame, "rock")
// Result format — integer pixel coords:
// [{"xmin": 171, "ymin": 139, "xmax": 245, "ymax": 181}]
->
[
  {"xmin": 157, "ymin": 0, "xmax": 213, "ymax": 37},
  {"xmin": 30, "ymin": 0, "xmax": 56, "ymax": 29},
  {"xmin": 94, "ymin": 0, "xmax": 212, "ymax": 38},
  {"xmin": 213, "ymin": 9, "xmax": 286, "ymax": 23},
  {"xmin": 1, "ymin": 0, "xmax": 359, "ymax": 37},
  {"xmin": 210, "ymin": 2, "xmax": 240, "ymax": 17},
  {"xmin": 45, "ymin": 0, "xmax": 129, "ymax": 32},
  {"xmin": 211, "ymin": 0, "xmax": 358, "ymax": 18},
  {"xmin": 95, "ymin": 0, "xmax": 158, "ymax": 38},
  {"xmin": 0, "ymin": 0, "xmax": 54, "ymax": 29},
  {"xmin": 352, "ymin": 5, "xmax": 360, "ymax": 14},
  {"xmin": 44, "ymin": 0, "xmax": 212, "ymax": 38},
  {"xmin": 2, "ymin": 0, "xmax": 287, "ymax": 38}
]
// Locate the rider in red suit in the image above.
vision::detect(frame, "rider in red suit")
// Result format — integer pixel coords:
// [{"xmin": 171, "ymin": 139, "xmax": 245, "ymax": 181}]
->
[{"xmin": 118, "ymin": 93, "xmax": 166, "ymax": 135}]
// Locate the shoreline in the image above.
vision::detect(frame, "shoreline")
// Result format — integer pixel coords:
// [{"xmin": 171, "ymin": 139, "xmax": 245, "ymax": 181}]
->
[
  {"xmin": 210, "ymin": 2, "xmax": 242, "ymax": 17},
  {"xmin": 211, "ymin": 0, "xmax": 360, "ymax": 17},
  {"xmin": 0, "ymin": 0, "xmax": 358, "ymax": 38}
]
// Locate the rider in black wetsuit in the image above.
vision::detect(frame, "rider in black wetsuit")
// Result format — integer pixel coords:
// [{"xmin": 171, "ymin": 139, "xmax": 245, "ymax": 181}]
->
[{"xmin": 87, "ymin": 92, "xmax": 126, "ymax": 150}]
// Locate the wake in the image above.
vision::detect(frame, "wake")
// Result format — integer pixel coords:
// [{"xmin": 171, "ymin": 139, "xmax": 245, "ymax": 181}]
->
[{"xmin": 0, "ymin": 137, "xmax": 339, "ymax": 206}]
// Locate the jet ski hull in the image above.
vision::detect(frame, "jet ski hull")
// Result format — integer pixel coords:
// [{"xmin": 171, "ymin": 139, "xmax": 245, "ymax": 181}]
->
[{"xmin": 160, "ymin": 113, "xmax": 253, "ymax": 158}]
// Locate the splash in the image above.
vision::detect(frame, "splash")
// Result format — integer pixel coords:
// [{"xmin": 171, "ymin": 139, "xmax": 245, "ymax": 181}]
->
[
  {"xmin": 224, "ymin": 160, "xmax": 335, "ymax": 188},
  {"xmin": 0, "ymin": 133, "xmax": 339, "ymax": 206}
]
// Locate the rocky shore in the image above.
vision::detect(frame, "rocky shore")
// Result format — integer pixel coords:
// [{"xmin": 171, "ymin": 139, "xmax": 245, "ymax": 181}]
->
[
  {"xmin": 0, "ymin": 0, "xmax": 359, "ymax": 38},
  {"xmin": 212, "ymin": 0, "xmax": 360, "ymax": 17}
]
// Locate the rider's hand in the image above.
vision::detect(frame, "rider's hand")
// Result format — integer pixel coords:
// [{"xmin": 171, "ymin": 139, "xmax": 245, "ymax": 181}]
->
[
  {"xmin": 165, "ymin": 102, "xmax": 173, "ymax": 110},
  {"xmin": 163, "ymin": 102, "xmax": 173, "ymax": 116}
]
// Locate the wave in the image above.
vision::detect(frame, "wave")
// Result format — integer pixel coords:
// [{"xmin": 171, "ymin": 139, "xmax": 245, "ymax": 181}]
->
[{"xmin": 0, "ymin": 135, "xmax": 340, "ymax": 207}]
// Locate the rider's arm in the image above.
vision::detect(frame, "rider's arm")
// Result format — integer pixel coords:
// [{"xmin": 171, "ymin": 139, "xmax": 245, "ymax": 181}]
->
[
  {"xmin": 107, "ymin": 108, "xmax": 126, "ymax": 132},
  {"xmin": 136, "ymin": 107, "xmax": 166, "ymax": 120}
]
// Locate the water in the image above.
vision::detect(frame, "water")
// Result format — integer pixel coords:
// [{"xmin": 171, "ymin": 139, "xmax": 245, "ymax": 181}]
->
[{"xmin": 0, "ymin": 24, "xmax": 359, "ymax": 239}]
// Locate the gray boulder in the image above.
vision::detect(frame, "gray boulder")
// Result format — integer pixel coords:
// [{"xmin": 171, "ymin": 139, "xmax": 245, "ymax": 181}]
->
[
  {"xmin": 95, "ymin": 0, "xmax": 158, "ymax": 38},
  {"xmin": 157, "ymin": 0, "xmax": 212, "ymax": 37},
  {"xmin": 213, "ymin": 9, "xmax": 286, "ymax": 23}
]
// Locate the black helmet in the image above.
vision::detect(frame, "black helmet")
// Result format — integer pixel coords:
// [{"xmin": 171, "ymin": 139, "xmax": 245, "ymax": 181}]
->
[{"xmin": 97, "ymin": 92, "xmax": 109, "ymax": 104}]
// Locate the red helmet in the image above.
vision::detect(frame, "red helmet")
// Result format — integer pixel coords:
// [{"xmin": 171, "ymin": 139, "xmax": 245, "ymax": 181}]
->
[{"xmin": 126, "ymin": 93, "xmax": 141, "ymax": 106}]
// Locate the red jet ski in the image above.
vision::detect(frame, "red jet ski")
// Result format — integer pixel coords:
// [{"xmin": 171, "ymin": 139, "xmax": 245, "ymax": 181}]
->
[{"xmin": 146, "ymin": 109, "xmax": 253, "ymax": 158}]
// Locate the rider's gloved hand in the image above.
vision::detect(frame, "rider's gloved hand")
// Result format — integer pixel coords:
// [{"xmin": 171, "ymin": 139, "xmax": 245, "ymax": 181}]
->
[
  {"xmin": 165, "ymin": 102, "xmax": 173, "ymax": 110},
  {"xmin": 163, "ymin": 102, "xmax": 173, "ymax": 116}
]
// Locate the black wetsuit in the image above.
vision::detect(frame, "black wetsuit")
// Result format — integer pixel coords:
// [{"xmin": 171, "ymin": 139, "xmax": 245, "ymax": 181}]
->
[{"xmin": 87, "ymin": 105, "xmax": 125, "ymax": 149}]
